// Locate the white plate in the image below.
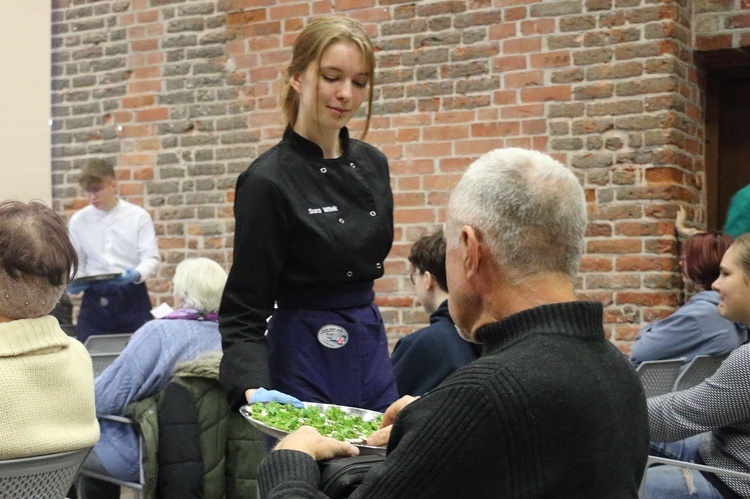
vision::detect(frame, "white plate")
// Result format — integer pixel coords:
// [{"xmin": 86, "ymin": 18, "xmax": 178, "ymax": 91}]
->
[{"xmin": 240, "ymin": 401, "xmax": 386, "ymax": 456}]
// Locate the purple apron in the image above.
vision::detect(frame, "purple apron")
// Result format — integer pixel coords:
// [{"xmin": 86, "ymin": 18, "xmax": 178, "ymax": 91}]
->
[
  {"xmin": 268, "ymin": 282, "xmax": 398, "ymax": 413},
  {"xmin": 76, "ymin": 281, "xmax": 152, "ymax": 343}
]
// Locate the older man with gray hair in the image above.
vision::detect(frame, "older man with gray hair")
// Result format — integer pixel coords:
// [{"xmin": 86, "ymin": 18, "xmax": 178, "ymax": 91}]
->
[{"xmin": 257, "ymin": 148, "xmax": 650, "ymax": 498}]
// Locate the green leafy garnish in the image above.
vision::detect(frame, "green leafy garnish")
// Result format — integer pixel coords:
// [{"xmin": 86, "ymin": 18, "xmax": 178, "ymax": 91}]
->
[{"xmin": 249, "ymin": 402, "xmax": 383, "ymax": 443}]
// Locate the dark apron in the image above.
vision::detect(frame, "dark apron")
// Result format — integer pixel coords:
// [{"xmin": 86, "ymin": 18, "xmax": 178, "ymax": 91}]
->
[
  {"xmin": 76, "ymin": 281, "xmax": 152, "ymax": 343},
  {"xmin": 268, "ymin": 282, "xmax": 398, "ymax": 413}
]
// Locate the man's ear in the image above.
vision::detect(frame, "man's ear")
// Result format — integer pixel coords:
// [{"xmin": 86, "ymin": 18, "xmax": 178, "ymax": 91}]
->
[
  {"xmin": 423, "ymin": 271, "xmax": 435, "ymax": 291},
  {"xmin": 461, "ymin": 225, "xmax": 482, "ymax": 278}
]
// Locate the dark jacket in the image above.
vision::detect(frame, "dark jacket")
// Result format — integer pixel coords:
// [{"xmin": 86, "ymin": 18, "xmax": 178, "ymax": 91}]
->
[
  {"xmin": 126, "ymin": 354, "xmax": 267, "ymax": 498},
  {"xmin": 391, "ymin": 300, "xmax": 480, "ymax": 396}
]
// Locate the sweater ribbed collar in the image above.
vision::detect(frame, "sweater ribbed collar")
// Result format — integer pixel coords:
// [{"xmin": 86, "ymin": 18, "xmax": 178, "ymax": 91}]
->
[
  {"xmin": 0, "ymin": 316, "xmax": 71, "ymax": 357},
  {"xmin": 476, "ymin": 301, "xmax": 604, "ymax": 355}
]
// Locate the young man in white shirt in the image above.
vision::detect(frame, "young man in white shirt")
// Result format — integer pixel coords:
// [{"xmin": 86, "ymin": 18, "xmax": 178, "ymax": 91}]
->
[{"xmin": 68, "ymin": 159, "xmax": 161, "ymax": 343}]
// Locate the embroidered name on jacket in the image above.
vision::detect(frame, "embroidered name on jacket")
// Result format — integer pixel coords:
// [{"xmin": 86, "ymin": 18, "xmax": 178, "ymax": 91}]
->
[{"xmin": 308, "ymin": 206, "xmax": 339, "ymax": 214}]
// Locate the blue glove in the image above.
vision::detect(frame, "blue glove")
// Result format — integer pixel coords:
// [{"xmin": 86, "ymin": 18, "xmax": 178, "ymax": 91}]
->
[
  {"xmin": 250, "ymin": 387, "xmax": 304, "ymax": 408},
  {"xmin": 66, "ymin": 281, "xmax": 89, "ymax": 295},
  {"xmin": 112, "ymin": 268, "xmax": 139, "ymax": 286}
]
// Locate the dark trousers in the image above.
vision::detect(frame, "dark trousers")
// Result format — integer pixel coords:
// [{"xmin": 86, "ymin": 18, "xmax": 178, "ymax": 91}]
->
[
  {"xmin": 76, "ymin": 451, "xmax": 121, "ymax": 499},
  {"xmin": 77, "ymin": 281, "xmax": 152, "ymax": 343}
]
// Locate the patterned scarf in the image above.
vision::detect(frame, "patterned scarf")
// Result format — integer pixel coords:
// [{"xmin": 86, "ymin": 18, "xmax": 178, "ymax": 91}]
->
[{"xmin": 162, "ymin": 307, "xmax": 219, "ymax": 323}]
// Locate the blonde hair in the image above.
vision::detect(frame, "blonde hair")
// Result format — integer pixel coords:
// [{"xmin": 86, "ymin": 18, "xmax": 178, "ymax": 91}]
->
[
  {"xmin": 172, "ymin": 258, "xmax": 228, "ymax": 313},
  {"xmin": 732, "ymin": 233, "xmax": 750, "ymax": 278},
  {"xmin": 281, "ymin": 15, "xmax": 376, "ymax": 140}
]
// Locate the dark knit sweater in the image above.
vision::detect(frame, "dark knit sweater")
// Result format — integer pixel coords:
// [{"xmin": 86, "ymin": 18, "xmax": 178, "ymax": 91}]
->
[{"xmin": 258, "ymin": 301, "xmax": 650, "ymax": 498}]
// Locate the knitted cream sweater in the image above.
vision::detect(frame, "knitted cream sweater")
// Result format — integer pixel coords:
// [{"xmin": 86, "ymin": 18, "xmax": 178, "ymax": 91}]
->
[{"xmin": 0, "ymin": 316, "xmax": 99, "ymax": 459}]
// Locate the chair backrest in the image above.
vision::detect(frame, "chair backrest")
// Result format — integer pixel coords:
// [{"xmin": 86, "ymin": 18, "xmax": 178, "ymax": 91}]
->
[
  {"xmin": 636, "ymin": 358, "xmax": 686, "ymax": 398},
  {"xmin": 0, "ymin": 447, "xmax": 91, "ymax": 499},
  {"xmin": 77, "ymin": 416, "xmax": 144, "ymax": 497},
  {"xmin": 672, "ymin": 353, "xmax": 729, "ymax": 391},
  {"xmin": 90, "ymin": 353, "xmax": 120, "ymax": 377},
  {"xmin": 84, "ymin": 333, "xmax": 133, "ymax": 354}
]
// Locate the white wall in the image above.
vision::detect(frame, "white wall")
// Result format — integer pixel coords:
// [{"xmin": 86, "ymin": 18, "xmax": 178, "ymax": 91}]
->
[{"xmin": 0, "ymin": 2, "xmax": 51, "ymax": 204}]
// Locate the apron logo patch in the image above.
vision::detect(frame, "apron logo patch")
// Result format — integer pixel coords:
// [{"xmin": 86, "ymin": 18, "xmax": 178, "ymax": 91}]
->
[{"xmin": 317, "ymin": 324, "xmax": 349, "ymax": 349}]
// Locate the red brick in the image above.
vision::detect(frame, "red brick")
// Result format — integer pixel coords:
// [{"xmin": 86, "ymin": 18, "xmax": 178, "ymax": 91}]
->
[
  {"xmin": 616, "ymin": 292, "xmax": 679, "ymax": 307},
  {"xmin": 502, "ymin": 36, "xmax": 542, "ymax": 54},
  {"xmin": 695, "ymin": 34, "xmax": 733, "ymax": 50},
  {"xmin": 500, "ymin": 104, "xmax": 544, "ymax": 119},
  {"xmin": 529, "ymin": 50, "xmax": 571, "ymax": 68},
  {"xmin": 645, "ymin": 167, "xmax": 684, "ymax": 183},
  {"xmin": 394, "ymin": 208, "xmax": 440, "ymax": 224},
  {"xmin": 615, "ymin": 255, "xmax": 675, "ymax": 272},
  {"xmin": 520, "ymin": 85, "xmax": 572, "ymax": 102},
  {"xmin": 122, "ymin": 95, "xmax": 155, "ymax": 108},
  {"xmin": 586, "ymin": 239, "xmax": 642, "ymax": 254},
  {"xmin": 504, "ymin": 71, "xmax": 544, "ymax": 88},
  {"xmin": 471, "ymin": 121, "xmax": 520, "ymax": 137},
  {"xmin": 580, "ymin": 255, "xmax": 614, "ymax": 272},
  {"xmin": 135, "ymin": 108, "xmax": 169, "ymax": 122}
]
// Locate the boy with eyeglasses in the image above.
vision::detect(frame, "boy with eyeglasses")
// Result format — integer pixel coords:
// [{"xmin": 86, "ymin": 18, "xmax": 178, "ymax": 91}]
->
[{"xmin": 67, "ymin": 158, "xmax": 161, "ymax": 343}]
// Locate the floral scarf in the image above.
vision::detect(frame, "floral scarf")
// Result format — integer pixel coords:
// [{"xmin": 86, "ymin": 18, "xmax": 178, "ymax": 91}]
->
[{"xmin": 162, "ymin": 307, "xmax": 219, "ymax": 323}]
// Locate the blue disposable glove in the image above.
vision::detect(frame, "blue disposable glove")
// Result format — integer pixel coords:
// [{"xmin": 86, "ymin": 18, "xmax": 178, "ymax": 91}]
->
[
  {"xmin": 112, "ymin": 268, "xmax": 139, "ymax": 286},
  {"xmin": 66, "ymin": 281, "xmax": 89, "ymax": 295},
  {"xmin": 250, "ymin": 387, "xmax": 304, "ymax": 408}
]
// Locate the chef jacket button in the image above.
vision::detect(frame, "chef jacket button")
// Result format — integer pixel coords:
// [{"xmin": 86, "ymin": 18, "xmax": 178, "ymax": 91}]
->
[
  {"xmin": 349, "ymin": 162, "xmax": 356, "ymax": 168},
  {"xmin": 320, "ymin": 167, "xmax": 327, "ymax": 174},
  {"xmin": 376, "ymin": 263, "xmax": 382, "ymax": 269},
  {"xmin": 346, "ymin": 271, "xmax": 353, "ymax": 277},
  {"xmin": 369, "ymin": 211, "xmax": 376, "ymax": 216},
  {"xmin": 339, "ymin": 218, "xmax": 345, "ymax": 224}
]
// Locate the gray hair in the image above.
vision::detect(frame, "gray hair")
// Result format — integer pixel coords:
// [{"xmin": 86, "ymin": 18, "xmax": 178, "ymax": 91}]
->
[
  {"xmin": 172, "ymin": 258, "xmax": 228, "ymax": 313},
  {"xmin": 446, "ymin": 148, "xmax": 587, "ymax": 283}
]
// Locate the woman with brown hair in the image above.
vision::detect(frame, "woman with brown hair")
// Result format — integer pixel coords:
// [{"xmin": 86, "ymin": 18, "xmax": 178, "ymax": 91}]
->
[
  {"xmin": 219, "ymin": 16, "xmax": 398, "ymax": 413},
  {"xmin": 0, "ymin": 200, "xmax": 99, "ymax": 458},
  {"xmin": 631, "ymin": 231, "xmax": 747, "ymax": 367}
]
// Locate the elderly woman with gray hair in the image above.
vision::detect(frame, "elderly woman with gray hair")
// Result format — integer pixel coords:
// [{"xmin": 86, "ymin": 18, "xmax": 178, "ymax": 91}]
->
[
  {"xmin": 0, "ymin": 200, "xmax": 99, "ymax": 458},
  {"xmin": 78, "ymin": 257, "xmax": 227, "ymax": 499}
]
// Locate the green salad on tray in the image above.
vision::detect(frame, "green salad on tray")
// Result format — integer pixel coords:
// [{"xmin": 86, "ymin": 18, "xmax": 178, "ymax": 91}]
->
[{"xmin": 248, "ymin": 402, "xmax": 383, "ymax": 443}]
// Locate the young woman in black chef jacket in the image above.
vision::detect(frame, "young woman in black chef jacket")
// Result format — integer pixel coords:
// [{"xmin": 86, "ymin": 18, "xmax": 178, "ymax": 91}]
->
[{"xmin": 219, "ymin": 15, "xmax": 398, "ymax": 414}]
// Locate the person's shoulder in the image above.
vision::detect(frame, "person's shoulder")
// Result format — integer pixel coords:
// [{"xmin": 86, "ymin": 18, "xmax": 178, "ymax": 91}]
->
[
  {"xmin": 348, "ymin": 138, "xmax": 388, "ymax": 164},
  {"xmin": 69, "ymin": 205, "xmax": 95, "ymax": 224},
  {"xmin": 392, "ymin": 329, "xmax": 421, "ymax": 355},
  {"xmin": 115, "ymin": 199, "xmax": 151, "ymax": 217},
  {"xmin": 684, "ymin": 292, "xmax": 725, "ymax": 317},
  {"xmin": 242, "ymin": 141, "xmax": 289, "ymax": 177},
  {"xmin": 401, "ymin": 323, "xmax": 460, "ymax": 354}
]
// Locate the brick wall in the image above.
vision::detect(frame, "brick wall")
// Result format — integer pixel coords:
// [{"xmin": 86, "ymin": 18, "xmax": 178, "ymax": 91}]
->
[
  {"xmin": 693, "ymin": 0, "xmax": 750, "ymax": 50},
  {"xmin": 50, "ymin": 0, "xmax": 750, "ymax": 353}
]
